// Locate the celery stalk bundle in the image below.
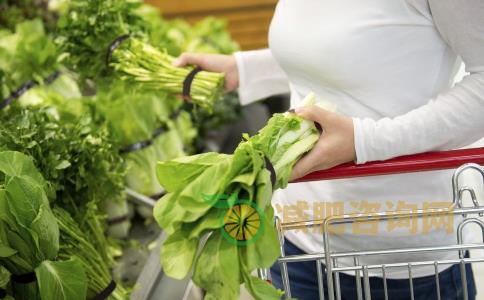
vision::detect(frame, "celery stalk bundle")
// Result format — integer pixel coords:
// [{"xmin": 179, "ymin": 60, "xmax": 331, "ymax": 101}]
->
[
  {"xmin": 112, "ymin": 38, "xmax": 224, "ymax": 110},
  {"xmin": 154, "ymin": 93, "xmax": 320, "ymax": 300},
  {"xmin": 58, "ymin": 0, "xmax": 224, "ymax": 110}
]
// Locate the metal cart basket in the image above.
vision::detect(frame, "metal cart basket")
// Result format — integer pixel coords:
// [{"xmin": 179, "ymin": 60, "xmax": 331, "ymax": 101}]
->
[{"xmin": 259, "ymin": 147, "xmax": 484, "ymax": 300}]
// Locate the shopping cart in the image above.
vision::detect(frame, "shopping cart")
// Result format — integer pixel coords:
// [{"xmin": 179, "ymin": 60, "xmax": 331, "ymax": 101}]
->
[{"xmin": 258, "ymin": 147, "xmax": 484, "ymax": 300}]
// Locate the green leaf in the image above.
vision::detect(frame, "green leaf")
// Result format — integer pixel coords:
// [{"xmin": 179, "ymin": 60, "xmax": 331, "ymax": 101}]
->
[
  {"xmin": 35, "ymin": 258, "xmax": 87, "ymax": 300},
  {"xmin": 0, "ymin": 245, "xmax": 17, "ymax": 258},
  {"xmin": 242, "ymin": 272, "xmax": 284, "ymax": 300},
  {"xmin": 160, "ymin": 229, "xmax": 199, "ymax": 280},
  {"xmin": 193, "ymin": 232, "xmax": 240, "ymax": 300},
  {"xmin": 156, "ymin": 152, "xmax": 229, "ymax": 192},
  {"xmin": 0, "ymin": 265, "xmax": 10, "ymax": 289},
  {"xmin": 0, "ymin": 151, "xmax": 46, "ymax": 187},
  {"xmin": 55, "ymin": 160, "xmax": 71, "ymax": 170},
  {"xmin": 239, "ymin": 206, "xmax": 280, "ymax": 271}
]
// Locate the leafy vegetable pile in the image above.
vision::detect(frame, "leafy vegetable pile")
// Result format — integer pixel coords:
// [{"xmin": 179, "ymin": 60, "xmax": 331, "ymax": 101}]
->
[
  {"xmin": 0, "ymin": 151, "xmax": 87, "ymax": 300},
  {"xmin": 92, "ymin": 83, "xmax": 194, "ymax": 198},
  {"xmin": 58, "ymin": 0, "xmax": 225, "ymax": 110},
  {"xmin": 0, "ymin": 105, "xmax": 125, "ymax": 214},
  {"xmin": 0, "ymin": 0, "xmax": 61, "ymax": 32},
  {"xmin": 154, "ymin": 93, "xmax": 320, "ymax": 299},
  {"xmin": 0, "ymin": 19, "xmax": 61, "ymax": 102},
  {"xmin": 0, "ymin": 105, "xmax": 129, "ymax": 299},
  {"xmin": 54, "ymin": 206, "xmax": 129, "ymax": 299}
]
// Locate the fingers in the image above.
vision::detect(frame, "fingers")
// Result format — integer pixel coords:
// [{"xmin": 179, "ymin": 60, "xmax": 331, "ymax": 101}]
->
[
  {"xmin": 172, "ymin": 53, "xmax": 206, "ymax": 68},
  {"xmin": 294, "ymin": 105, "xmax": 332, "ymax": 125},
  {"xmin": 289, "ymin": 146, "xmax": 324, "ymax": 181}
]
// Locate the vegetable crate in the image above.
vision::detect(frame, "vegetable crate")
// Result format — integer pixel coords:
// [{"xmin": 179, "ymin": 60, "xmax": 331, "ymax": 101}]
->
[{"xmin": 259, "ymin": 148, "xmax": 484, "ymax": 300}]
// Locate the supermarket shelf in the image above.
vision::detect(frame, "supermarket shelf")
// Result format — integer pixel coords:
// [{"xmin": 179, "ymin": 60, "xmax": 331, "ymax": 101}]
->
[
  {"xmin": 126, "ymin": 188, "xmax": 157, "ymax": 208},
  {"xmin": 130, "ymin": 232, "xmax": 192, "ymax": 300}
]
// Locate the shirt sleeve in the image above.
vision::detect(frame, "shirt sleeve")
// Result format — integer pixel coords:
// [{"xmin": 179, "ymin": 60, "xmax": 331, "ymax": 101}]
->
[
  {"xmin": 353, "ymin": 0, "xmax": 484, "ymax": 164},
  {"xmin": 234, "ymin": 48, "xmax": 290, "ymax": 106}
]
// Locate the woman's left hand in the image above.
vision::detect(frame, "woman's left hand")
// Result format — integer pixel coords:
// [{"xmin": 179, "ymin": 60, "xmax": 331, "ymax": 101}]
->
[{"xmin": 290, "ymin": 106, "xmax": 357, "ymax": 181}]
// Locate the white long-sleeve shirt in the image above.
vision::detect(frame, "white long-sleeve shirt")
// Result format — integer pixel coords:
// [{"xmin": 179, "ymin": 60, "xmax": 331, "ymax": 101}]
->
[{"xmin": 234, "ymin": 0, "xmax": 484, "ymax": 278}]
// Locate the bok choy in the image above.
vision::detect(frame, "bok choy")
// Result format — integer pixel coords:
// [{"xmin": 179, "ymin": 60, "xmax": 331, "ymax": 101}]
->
[
  {"xmin": 154, "ymin": 93, "xmax": 320, "ymax": 300},
  {"xmin": 0, "ymin": 151, "xmax": 87, "ymax": 300}
]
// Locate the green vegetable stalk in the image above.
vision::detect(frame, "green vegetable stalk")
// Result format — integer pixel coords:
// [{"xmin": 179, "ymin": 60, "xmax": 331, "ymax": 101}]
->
[
  {"xmin": 112, "ymin": 38, "xmax": 224, "ymax": 111},
  {"xmin": 154, "ymin": 93, "xmax": 320, "ymax": 300},
  {"xmin": 59, "ymin": 0, "xmax": 224, "ymax": 110},
  {"xmin": 54, "ymin": 207, "xmax": 129, "ymax": 300}
]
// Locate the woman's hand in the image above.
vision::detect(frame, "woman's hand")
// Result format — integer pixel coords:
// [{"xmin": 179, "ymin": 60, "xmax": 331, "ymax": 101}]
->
[
  {"xmin": 290, "ymin": 106, "xmax": 357, "ymax": 181},
  {"xmin": 173, "ymin": 53, "xmax": 239, "ymax": 92}
]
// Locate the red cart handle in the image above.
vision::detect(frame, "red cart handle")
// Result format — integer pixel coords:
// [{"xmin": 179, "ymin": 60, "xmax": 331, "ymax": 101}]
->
[{"xmin": 293, "ymin": 147, "xmax": 484, "ymax": 183}]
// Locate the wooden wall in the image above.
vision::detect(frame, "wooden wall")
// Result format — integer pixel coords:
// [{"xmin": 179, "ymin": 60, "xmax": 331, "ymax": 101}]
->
[{"xmin": 145, "ymin": 0, "xmax": 277, "ymax": 50}]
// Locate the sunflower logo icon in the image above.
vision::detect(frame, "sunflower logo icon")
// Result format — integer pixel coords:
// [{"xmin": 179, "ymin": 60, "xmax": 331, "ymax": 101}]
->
[
  {"xmin": 202, "ymin": 194, "xmax": 265, "ymax": 246},
  {"xmin": 224, "ymin": 202, "xmax": 260, "ymax": 240}
]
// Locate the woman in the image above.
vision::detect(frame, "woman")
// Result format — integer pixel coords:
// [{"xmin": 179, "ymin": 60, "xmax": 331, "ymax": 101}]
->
[{"xmin": 175, "ymin": 0, "xmax": 484, "ymax": 299}]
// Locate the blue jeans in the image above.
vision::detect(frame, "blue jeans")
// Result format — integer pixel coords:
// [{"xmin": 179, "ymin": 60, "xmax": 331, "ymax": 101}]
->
[{"xmin": 271, "ymin": 239, "xmax": 477, "ymax": 300}]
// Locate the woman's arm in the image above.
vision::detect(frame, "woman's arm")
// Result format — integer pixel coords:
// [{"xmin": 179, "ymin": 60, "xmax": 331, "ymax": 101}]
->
[
  {"xmin": 173, "ymin": 49, "xmax": 290, "ymax": 106},
  {"xmin": 353, "ymin": 0, "xmax": 484, "ymax": 164},
  {"xmin": 234, "ymin": 49, "xmax": 290, "ymax": 105}
]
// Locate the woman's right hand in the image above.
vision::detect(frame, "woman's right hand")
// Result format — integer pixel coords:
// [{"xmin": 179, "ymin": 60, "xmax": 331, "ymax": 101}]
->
[{"xmin": 173, "ymin": 53, "xmax": 239, "ymax": 92}]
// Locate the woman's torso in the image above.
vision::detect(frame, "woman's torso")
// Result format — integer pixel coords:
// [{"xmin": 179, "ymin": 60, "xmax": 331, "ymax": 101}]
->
[{"xmin": 268, "ymin": 0, "xmax": 463, "ymax": 278}]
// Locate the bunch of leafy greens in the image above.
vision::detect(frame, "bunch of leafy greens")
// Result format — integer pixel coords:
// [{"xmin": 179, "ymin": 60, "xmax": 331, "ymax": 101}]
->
[
  {"xmin": 0, "ymin": 0, "xmax": 59, "ymax": 32},
  {"xmin": 185, "ymin": 17, "xmax": 240, "ymax": 55},
  {"xmin": 89, "ymin": 82, "xmax": 195, "ymax": 236},
  {"xmin": 135, "ymin": 5, "xmax": 242, "ymax": 134},
  {"xmin": 56, "ymin": 0, "xmax": 145, "ymax": 82},
  {"xmin": 154, "ymin": 93, "xmax": 320, "ymax": 300},
  {"xmin": 58, "ymin": 0, "xmax": 224, "ymax": 110},
  {"xmin": 0, "ymin": 19, "xmax": 61, "ymax": 101},
  {"xmin": 0, "ymin": 105, "xmax": 129, "ymax": 297},
  {"xmin": 0, "ymin": 105, "xmax": 125, "ymax": 213},
  {"xmin": 137, "ymin": 5, "xmax": 239, "ymax": 57},
  {"xmin": 15, "ymin": 73, "xmax": 84, "ymax": 121},
  {"xmin": 54, "ymin": 206, "xmax": 129, "ymax": 299},
  {"xmin": 0, "ymin": 151, "xmax": 88, "ymax": 300},
  {"xmin": 91, "ymin": 83, "xmax": 194, "ymax": 198}
]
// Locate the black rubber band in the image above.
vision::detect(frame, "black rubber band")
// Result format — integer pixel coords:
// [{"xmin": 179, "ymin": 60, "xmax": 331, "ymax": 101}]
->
[
  {"xmin": 169, "ymin": 109, "xmax": 182, "ymax": 120},
  {"xmin": 0, "ymin": 71, "xmax": 61, "ymax": 110},
  {"xmin": 91, "ymin": 279, "xmax": 116, "ymax": 300},
  {"xmin": 11, "ymin": 272, "xmax": 36, "ymax": 284},
  {"xmin": 106, "ymin": 34, "xmax": 130, "ymax": 66},
  {"xmin": 149, "ymin": 191, "xmax": 166, "ymax": 200},
  {"xmin": 152, "ymin": 125, "xmax": 168, "ymax": 140},
  {"xmin": 169, "ymin": 101, "xmax": 194, "ymax": 120},
  {"xmin": 120, "ymin": 124, "xmax": 168, "ymax": 154},
  {"xmin": 107, "ymin": 214, "xmax": 130, "ymax": 226},
  {"xmin": 0, "ymin": 80, "xmax": 36, "ymax": 110},
  {"xmin": 44, "ymin": 71, "xmax": 61, "ymax": 85},
  {"xmin": 182, "ymin": 67, "xmax": 202, "ymax": 101},
  {"xmin": 120, "ymin": 140, "xmax": 152, "ymax": 154},
  {"xmin": 264, "ymin": 157, "xmax": 277, "ymax": 186},
  {"xmin": 0, "ymin": 288, "xmax": 6, "ymax": 298},
  {"xmin": 314, "ymin": 122, "xmax": 323, "ymax": 134},
  {"xmin": 120, "ymin": 100, "xmax": 194, "ymax": 154}
]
